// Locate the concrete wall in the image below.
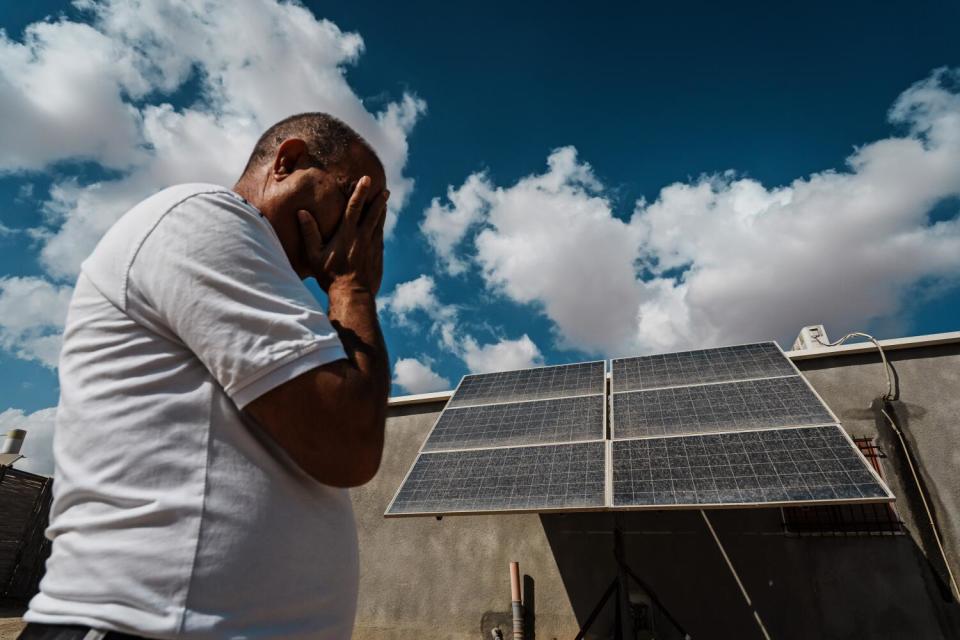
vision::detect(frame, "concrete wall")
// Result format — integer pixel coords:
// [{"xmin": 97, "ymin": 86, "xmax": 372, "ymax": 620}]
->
[{"xmin": 350, "ymin": 343, "xmax": 960, "ymax": 639}]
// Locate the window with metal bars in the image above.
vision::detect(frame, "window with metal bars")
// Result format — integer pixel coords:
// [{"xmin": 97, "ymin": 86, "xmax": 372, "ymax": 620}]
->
[{"xmin": 782, "ymin": 437, "xmax": 902, "ymax": 536}]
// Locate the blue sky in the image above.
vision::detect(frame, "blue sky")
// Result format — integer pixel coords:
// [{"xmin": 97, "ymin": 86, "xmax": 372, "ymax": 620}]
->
[{"xmin": 1, "ymin": 0, "xmax": 959, "ymax": 473}]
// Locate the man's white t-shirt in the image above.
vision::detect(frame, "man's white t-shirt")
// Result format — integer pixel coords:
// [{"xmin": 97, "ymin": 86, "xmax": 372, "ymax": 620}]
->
[{"xmin": 25, "ymin": 184, "xmax": 358, "ymax": 639}]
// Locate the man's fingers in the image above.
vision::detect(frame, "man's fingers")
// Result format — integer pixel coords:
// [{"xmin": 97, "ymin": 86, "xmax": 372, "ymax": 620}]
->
[
  {"xmin": 344, "ymin": 175, "xmax": 371, "ymax": 229},
  {"xmin": 363, "ymin": 191, "xmax": 389, "ymax": 243},
  {"xmin": 297, "ymin": 210, "xmax": 324, "ymax": 256}
]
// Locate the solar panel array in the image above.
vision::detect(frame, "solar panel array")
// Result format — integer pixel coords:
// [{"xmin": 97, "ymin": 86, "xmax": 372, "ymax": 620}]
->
[
  {"xmin": 387, "ymin": 441, "xmax": 606, "ymax": 515},
  {"xmin": 611, "ymin": 376, "xmax": 835, "ymax": 440},
  {"xmin": 612, "ymin": 342, "xmax": 796, "ymax": 393},
  {"xmin": 385, "ymin": 361, "xmax": 607, "ymax": 516},
  {"xmin": 423, "ymin": 395, "xmax": 604, "ymax": 452},
  {"xmin": 386, "ymin": 342, "xmax": 893, "ymax": 518},
  {"xmin": 610, "ymin": 341, "xmax": 891, "ymax": 509},
  {"xmin": 447, "ymin": 361, "xmax": 604, "ymax": 408},
  {"xmin": 611, "ymin": 426, "xmax": 889, "ymax": 508}
]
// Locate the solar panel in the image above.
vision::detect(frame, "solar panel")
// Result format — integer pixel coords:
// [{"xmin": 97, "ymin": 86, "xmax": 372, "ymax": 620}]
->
[
  {"xmin": 611, "ymin": 426, "xmax": 892, "ymax": 508},
  {"xmin": 612, "ymin": 376, "xmax": 835, "ymax": 440},
  {"xmin": 612, "ymin": 342, "xmax": 796, "ymax": 392},
  {"xmin": 386, "ymin": 342, "xmax": 893, "ymax": 518},
  {"xmin": 422, "ymin": 395, "xmax": 604, "ymax": 452},
  {"xmin": 386, "ymin": 359, "xmax": 607, "ymax": 516},
  {"xmin": 446, "ymin": 361, "xmax": 605, "ymax": 409},
  {"xmin": 385, "ymin": 441, "xmax": 606, "ymax": 516}
]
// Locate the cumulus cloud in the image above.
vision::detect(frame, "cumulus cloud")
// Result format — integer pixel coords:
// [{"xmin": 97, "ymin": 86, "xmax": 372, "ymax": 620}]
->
[
  {"xmin": 421, "ymin": 173, "xmax": 495, "ymax": 275},
  {"xmin": 0, "ymin": 0, "xmax": 425, "ymax": 280},
  {"xmin": 0, "ymin": 277, "xmax": 73, "ymax": 367},
  {"xmin": 421, "ymin": 68, "xmax": 960, "ymax": 356},
  {"xmin": 0, "ymin": 406, "xmax": 57, "ymax": 476},
  {"xmin": 380, "ymin": 274, "xmax": 458, "ymax": 349},
  {"xmin": 392, "ymin": 358, "xmax": 450, "ymax": 394},
  {"xmin": 381, "ymin": 274, "xmax": 543, "ymax": 374},
  {"xmin": 460, "ymin": 334, "xmax": 543, "ymax": 374}
]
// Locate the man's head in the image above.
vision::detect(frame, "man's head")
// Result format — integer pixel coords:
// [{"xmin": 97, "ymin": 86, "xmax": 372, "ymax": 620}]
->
[{"xmin": 234, "ymin": 113, "xmax": 387, "ymax": 278}]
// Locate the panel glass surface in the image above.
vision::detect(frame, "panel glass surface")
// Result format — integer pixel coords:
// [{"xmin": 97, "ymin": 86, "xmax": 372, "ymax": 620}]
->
[
  {"xmin": 386, "ymin": 441, "xmax": 606, "ymax": 515},
  {"xmin": 612, "ymin": 376, "xmax": 834, "ymax": 440},
  {"xmin": 611, "ymin": 426, "xmax": 890, "ymax": 508},
  {"xmin": 447, "ymin": 361, "xmax": 605, "ymax": 408},
  {"xmin": 423, "ymin": 395, "xmax": 604, "ymax": 452},
  {"xmin": 612, "ymin": 342, "xmax": 796, "ymax": 392}
]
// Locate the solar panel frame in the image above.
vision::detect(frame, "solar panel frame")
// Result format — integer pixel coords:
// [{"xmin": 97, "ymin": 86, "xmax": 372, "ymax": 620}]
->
[
  {"xmin": 446, "ymin": 360, "xmax": 606, "ymax": 409},
  {"xmin": 384, "ymin": 440, "xmax": 608, "ymax": 517},
  {"xmin": 384, "ymin": 359, "xmax": 609, "ymax": 517},
  {"xmin": 422, "ymin": 394, "xmax": 606, "ymax": 453},
  {"xmin": 385, "ymin": 342, "xmax": 893, "ymax": 518},
  {"xmin": 774, "ymin": 341, "xmax": 842, "ymax": 425},
  {"xmin": 609, "ymin": 425, "xmax": 894, "ymax": 511},
  {"xmin": 610, "ymin": 376, "xmax": 837, "ymax": 440},
  {"xmin": 611, "ymin": 341, "xmax": 798, "ymax": 393},
  {"xmin": 605, "ymin": 341, "xmax": 891, "ymax": 510},
  {"xmin": 610, "ymin": 341, "xmax": 843, "ymax": 441}
]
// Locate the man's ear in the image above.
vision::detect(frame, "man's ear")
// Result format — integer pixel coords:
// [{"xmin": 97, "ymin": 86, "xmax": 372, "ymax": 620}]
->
[{"xmin": 272, "ymin": 138, "xmax": 309, "ymax": 181}]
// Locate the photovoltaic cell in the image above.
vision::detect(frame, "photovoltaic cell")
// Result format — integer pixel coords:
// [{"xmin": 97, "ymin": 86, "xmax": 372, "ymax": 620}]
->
[
  {"xmin": 612, "ymin": 342, "xmax": 796, "ymax": 392},
  {"xmin": 612, "ymin": 376, "xmax": 835, "ymax": 440},
  {"xmin": 447, "ymin": 361, "xmax": 605, "ymax": 409},
  {"xmin": 611, "ymin": 426, "xmax": 890, "ymax": 508},
  {"xmin": 423, "ymin": 395, "xmax": 604, "ymax": 452},
  {"xmin": 386, "ymin": 441, "xmax": 606, "ymax": 516}
]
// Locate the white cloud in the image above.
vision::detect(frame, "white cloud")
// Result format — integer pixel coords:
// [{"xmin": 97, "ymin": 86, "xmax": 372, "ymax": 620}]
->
[
  {"xmin": 421, "ymin": 173, "xmax": 495, "ymax": 275},
  {"xmin": 381, "ymin": 274, "xmax": 543, "ymax": 374},
  {"xmin": 0, "ymin": 406, "xmax": 57, "ymax": 476},
  {"xmin": 380, "ymin": 274, "xmax": 458, "ymax": 349},
  {"xmin": 0, "ymin": 18, "xmax": 147, "ymax": 172},
  {"xmin": 0, "ymin": 0, "xmax": 425, "ymax": 280},
  {"xmin": 420, "ymin": 146, "xmax": 645, "ymax": 355},
  {"xmin": 422, "ymin": 68, "xmax": 960, "ymax": 356},
  {"xmin": 392, "ymin": 357, "xmax": 450, "ymax": 394},
  {"xmin": 0, "ymin": 277, "xmax": 73, "ymax": 367},
  {"xmin": 380, "ymin": 274, "xmax": 449, "ymax": 322},
  {"xmin": 460, "ymin": 334, "xmax": 543, "ymax": 374}
]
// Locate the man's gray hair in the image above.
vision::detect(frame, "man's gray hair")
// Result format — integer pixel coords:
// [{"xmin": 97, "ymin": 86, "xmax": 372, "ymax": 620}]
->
[{"xmin": 241, "ymin": 113, "xmax": 379, "ymax": 176}]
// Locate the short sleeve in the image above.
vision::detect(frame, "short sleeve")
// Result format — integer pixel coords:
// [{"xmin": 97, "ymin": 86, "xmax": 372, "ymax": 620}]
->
[{"xmin": 126, "ymin": 190, "xmax": 345, "ymax": 408}]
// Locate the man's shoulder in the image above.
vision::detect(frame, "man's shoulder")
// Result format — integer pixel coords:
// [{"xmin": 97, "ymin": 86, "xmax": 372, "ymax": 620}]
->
[
  {"xmin": 127, "ymin": 183, "xmax": 240, "ymax": 225},
  {"xmin": 81, "ymin": 183, "xmax": 249, "ymax": 309}
]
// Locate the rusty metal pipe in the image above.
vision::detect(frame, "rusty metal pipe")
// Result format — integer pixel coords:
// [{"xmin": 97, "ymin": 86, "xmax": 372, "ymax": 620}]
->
[{"xmin": 510, "ymin": 561, "xmax": 524, "ymax": 640}]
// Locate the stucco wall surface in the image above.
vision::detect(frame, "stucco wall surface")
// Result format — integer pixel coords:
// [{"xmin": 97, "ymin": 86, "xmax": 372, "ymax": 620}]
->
[{"xmin": 351, "ymin": 344, "xmax": 960, "ymax": 639}]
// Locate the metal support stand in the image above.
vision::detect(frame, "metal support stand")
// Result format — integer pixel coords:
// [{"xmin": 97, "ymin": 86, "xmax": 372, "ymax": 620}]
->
[{"xmin": 574, "ymin": 525, "xmax": 690, "ymax": 640}]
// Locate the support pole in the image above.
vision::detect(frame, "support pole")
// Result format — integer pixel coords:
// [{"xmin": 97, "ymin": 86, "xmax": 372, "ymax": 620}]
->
[
  {"xmin": 614, "ymin": 527, "xmax": 633, "ymax": 640},
  {"xmin": 510, "ymin": 561, "xmax": 524, "ymax": 640}
]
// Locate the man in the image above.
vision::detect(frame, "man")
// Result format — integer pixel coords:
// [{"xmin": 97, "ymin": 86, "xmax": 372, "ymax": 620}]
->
[{"xmin": 21, "ymin": 113, "xmax": 390, "ymax": 639}]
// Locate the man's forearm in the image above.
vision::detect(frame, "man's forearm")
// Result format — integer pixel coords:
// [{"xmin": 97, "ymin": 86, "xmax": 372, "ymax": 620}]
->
[{"xmin": 327, "ymin": 280, "xmax": 390, "ymax": 415}]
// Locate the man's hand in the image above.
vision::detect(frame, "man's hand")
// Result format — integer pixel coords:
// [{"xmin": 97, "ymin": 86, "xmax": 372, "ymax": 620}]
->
[
  {"xmin": 297, "ymin": 175, "xmax": 388, "ymax": 295},
  {"xmin": 247, "ymin": 174, "xmax": 391, "ymax": 488}
]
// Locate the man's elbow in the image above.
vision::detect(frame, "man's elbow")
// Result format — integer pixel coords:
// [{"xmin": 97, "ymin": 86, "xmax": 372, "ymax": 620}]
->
[
  {"xmin": 305, "ymin": 411, "xmax": 385, "ymax": 488},
  {"xmin": 306, "ymin": 439, "xmax": 383, "ymax": 488}
]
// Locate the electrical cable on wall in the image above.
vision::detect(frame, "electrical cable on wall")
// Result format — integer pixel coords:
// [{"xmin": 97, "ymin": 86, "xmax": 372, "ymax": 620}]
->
[{"xmin": 814, "ymin": 332, "xmax": 960, "ymax": 602}]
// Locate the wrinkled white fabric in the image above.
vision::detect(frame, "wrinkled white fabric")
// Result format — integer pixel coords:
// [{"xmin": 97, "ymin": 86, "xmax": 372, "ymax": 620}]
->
[{"xmin": 26, "ymin": 184, "xmax": 358, "ymax": 639}]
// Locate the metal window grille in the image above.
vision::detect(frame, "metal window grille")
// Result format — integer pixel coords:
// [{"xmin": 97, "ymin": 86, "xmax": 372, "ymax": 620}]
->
[{"xmin": 782, "ymin": 437, "xmax": 902, "ymax": 536}]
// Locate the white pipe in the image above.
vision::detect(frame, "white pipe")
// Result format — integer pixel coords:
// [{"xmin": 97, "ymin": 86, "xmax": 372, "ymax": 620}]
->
[{"xmin": 509, "ymin": 561, "xmax": 524, "ymax": 640}]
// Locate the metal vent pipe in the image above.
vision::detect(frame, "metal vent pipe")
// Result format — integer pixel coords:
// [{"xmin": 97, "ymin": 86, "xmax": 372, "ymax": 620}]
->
[
  {"xmin": 509, "ymin": 561, "xmax": 524, "ymax": 640},
  {"xmin": 2, "ymin": 429, "xmax": 26, "ymax": 455}
]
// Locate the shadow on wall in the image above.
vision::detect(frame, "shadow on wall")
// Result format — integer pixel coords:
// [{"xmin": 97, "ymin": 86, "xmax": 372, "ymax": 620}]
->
[{"xmin": 540, "ymin": 509, "xmax": 960, "ymax": 640}]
